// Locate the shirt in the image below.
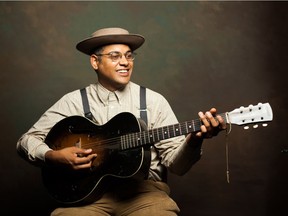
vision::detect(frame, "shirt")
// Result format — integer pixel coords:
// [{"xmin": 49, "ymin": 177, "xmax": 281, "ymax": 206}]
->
[{"xmin": 16, "ymin": 81, "xmax": 202, "ymax": 181}]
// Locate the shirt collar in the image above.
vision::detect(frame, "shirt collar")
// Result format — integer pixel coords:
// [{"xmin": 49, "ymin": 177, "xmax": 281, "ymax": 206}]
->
[{"xmin": 96, "ymin": 82, "xmax": 131, "ymax": 106}]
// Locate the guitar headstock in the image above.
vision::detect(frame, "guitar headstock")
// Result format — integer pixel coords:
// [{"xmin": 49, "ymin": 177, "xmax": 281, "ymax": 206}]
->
[{"xmin": 226, "ymin": 102, "xmax": 273, "ymax": 129}]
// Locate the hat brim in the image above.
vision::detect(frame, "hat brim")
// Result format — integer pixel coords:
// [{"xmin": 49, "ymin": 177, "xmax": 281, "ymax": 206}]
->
[{"xmin": 76, "ymin": 34, "xmax": 145, "ymax": 55}]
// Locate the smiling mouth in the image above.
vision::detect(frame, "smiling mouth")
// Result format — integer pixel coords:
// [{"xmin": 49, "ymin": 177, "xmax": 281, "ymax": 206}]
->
[
  {"xmin": 117, "ymin": 69, "xmax": 129, "ymax": 74},
  {"xmin": 117, "ymin": 69, "xmax": 129, "ymax": 73}
]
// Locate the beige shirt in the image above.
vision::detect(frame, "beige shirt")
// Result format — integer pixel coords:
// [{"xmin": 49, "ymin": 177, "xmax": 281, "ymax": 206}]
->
[{"xmin": 17, "ymin": 81, "xmax": 202, "ymax": 181}]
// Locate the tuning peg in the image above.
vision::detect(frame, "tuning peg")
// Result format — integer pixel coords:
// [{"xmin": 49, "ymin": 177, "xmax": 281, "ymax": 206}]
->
[
  {"xmin": 262, "ymin": 123, "xmax": 268, "ymax": 127},
  {"xmin": 253, "ymin": 124, "xmax": 259, "ymax": 129},
  {"xmin": 244, "ymin": 125, "xmax": 249, "ymax": 130}
]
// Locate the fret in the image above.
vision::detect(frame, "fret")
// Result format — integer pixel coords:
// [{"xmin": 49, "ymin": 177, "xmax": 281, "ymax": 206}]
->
[
  {"xmin": 154, "ymin": 128, "xmax": 160, "ymax": 143},
  {"xmin": 172, "ymin": 124, "xmax": 176, "ymax": 137},
  {"xmin": 179, "ymin": 123, "xmax": 182, "ymax": 136},
  {"xmin": 174, "ymin": 124, "xmax": 181, "ymax": 137},
  {"xmin": 168, "ymin": 125, "xmax": 173, "ymax": 138},
  {"xmin": 125, "ymin": 134, "xmax": 129, "ymax": 149},
  {"xmin": 148, "ymin": 130, "xmax": 154, "ymax": 143},
  {"xmin": 185, "ymin": 122, "xmax": 189, "ymax": 133},
  {"xmin": 143, "ymin": 130, "xmax": 147, "ymax": 145},
  {"xmin": 185, "ymin": 120, "xmax": 192, "ymax": 133},
  {"xmin": 146, "ymin": 130, "xmax": 151, "ymax": 143},
  {"xmin": 163, "ymin": 126, "xmax": 168, "ymax": 139},
  {"xmin": 137, "ymin": 132, "xmax": 141, "ymax": 147},
  {"xmin": 163, "ymin": 126, "xmax": 169, "ymax": 139},
  {"xmin": 158, "ymin": 128, "xmax": 162, "ymax": 140},
  {"xmin": 120, "ymin": 135, "xmax": 124, "ymax": 150},
  {"xmin": 169, "ymin": 125, "xmax": 172, "ymax": 138},
  {"xmin": 121, "ymin": 135, "xmax": 125, "ymax": 150},
  {"xmin": 131, "ymin": 133, "xmax": 136, "ymax": 148},
  {"xmin": 192, "ymin": 120, "xmax": 196, "ymax": 132},
  {"xmin": 123, "ymin": 134, "xmax": 128, "ymax": 150},
  {"xmin": 159, "ymin": 127, "xmax": 164, "ymax": 140},
  {"xmin": 128, "ymin": 134, "xmax": 131, "ymax": 148},
  {"xmin": 128, "ymin": 134, "xmax": 132, "ymax": 149},
  {"xmin": 195, "ymin": 119, "xmax": 201, "ymax": 131},
  {"xmin": 183, "ymin": 123, "xmax": 187, "ymax": 133},
  {"xmin": 151, "ymin": 130, "xmax": 155, "ymax": 142},
  {"xmin": 128, "ymin": 134, "xmax": 132, "ymax": 148},
  {"xmin": 142, "ymin": 131, "xmax": 146, "ymax": 144},
  {"xmin": 188, "ymin": 120, "xmax": 193, "ymax": 132}
]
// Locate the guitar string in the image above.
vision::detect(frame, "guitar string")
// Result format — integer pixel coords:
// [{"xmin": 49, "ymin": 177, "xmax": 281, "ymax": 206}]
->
[{"xmin": 77, "ymin": 113, "xmax": 227, "ymax": 150}]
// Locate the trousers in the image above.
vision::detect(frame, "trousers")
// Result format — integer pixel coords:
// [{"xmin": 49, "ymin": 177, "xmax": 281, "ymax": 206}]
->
[{"xmin": 51, "ymin": 180, "xmax": 180, "ymax": 216}]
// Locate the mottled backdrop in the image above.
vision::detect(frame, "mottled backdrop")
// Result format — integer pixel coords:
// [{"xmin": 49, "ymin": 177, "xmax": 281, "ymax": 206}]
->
[{"xmin": 0, "ymin": 1, "xmax": 287, "ymax": 216}]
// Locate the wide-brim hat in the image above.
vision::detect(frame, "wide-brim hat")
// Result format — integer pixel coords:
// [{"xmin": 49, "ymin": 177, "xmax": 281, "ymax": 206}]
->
[{"xmin": 76, "ymin": 27, "xmax": 145, "ymax": 55}]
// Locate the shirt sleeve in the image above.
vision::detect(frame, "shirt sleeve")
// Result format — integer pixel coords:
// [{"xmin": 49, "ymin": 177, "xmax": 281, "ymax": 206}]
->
[
  {"xmin": 148, "ymin": 93, "xmax": 203, "ymax": 176},
  {"xmin": 16, "ymin": 91, "xmax": 83, "ymax": 166}
]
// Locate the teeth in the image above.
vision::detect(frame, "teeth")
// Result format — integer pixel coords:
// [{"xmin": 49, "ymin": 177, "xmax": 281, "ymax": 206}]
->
[{"xmin": 118, "ymin": 70, "xmax": 128, "ymax": 73}]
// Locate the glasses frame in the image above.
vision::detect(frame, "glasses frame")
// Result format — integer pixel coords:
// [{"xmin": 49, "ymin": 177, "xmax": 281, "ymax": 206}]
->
[{"xmin": 96, "ymin": 51, "xmax": 136, "ymax": 62}]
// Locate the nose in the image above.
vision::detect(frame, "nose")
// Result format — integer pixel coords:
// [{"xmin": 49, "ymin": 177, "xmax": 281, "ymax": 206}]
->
[{"xmin": 119, "ymin": 55, "xmax": 129, "ymax": 65}]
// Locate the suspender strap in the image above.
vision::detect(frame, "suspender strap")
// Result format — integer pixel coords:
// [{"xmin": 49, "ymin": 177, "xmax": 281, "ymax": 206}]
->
[
  {"xmin": 80, "ymin": 88, "xmax": 93, "ymax": 120},
  {"xmin": 140, "ymin": 86, "xmax": 147, "ymax": 125}
]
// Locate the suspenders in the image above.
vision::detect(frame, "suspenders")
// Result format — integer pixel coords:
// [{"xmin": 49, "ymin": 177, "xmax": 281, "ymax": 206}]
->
[
  {"xmin": 80, "ymin": 88, "xmax": 93, "ymax": 121},
  {"xmin": 139, "ymin": 86, "xmax": 147, "ymax": 125},
  {"xmin": 80, "ymin": 86, "xmax": 147, "ymax": 125}
]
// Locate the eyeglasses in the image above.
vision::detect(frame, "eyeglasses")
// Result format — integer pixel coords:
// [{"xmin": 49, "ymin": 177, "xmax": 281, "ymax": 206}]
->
[{"xmin": 96, "ymin": 51, "xmax": 136, "ymax": 62}]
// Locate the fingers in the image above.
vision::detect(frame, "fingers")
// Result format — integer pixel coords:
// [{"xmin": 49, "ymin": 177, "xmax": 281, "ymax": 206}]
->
[
  {"xmin": 68, "ymin": 147, "xmax": 97, "ymax": 170},
  {"xmin": 216, "ymin": 114, "xmax": 227, "ymax": 130},
  {"xmin": 74, "ymin": 153, "xmax": 97, "ymax": 168},
  {"xmin": 198, "ymin": 108, "xmax": 226, "ymax": 138},
  {"xmin": 198, "ymin": 111, "xmax": 217, "ymax": 130}
]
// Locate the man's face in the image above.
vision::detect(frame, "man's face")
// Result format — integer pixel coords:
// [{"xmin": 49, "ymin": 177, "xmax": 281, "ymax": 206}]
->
[{"xmin": 91, "ymin": 44, "xmax": 134, "ymax": 91}]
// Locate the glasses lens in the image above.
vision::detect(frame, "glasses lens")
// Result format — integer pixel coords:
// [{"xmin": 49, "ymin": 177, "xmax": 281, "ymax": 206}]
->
[
  {"xmin": 110, "ymin": 52, "xmax": 121, "ymax": 61},
  {"xmin": 125, "ymin": 52, "xmax": 134, "ymax": 60}
]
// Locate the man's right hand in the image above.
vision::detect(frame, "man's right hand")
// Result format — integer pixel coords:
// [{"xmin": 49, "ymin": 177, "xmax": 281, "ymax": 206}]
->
[{"xmin": 45, "ymin": 147, "xmax": 97, "ymax": 170}]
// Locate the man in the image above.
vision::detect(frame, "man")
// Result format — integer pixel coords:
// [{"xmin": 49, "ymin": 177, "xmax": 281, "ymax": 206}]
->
[{"xmin": 17, "ymin": 27, "xmax": 226, "ymax": 216}]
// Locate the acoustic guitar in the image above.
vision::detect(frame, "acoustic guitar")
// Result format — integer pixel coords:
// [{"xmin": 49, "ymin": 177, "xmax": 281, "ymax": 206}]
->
[{"xmin": 42, "ymin": 102, "xmax": 273, "ymax": 204}]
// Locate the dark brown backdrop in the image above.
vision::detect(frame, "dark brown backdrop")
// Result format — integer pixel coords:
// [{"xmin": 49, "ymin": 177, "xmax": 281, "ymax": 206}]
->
[{"xmin": 0, "ymin": 1, "xmax": 287, "ymax": 216}]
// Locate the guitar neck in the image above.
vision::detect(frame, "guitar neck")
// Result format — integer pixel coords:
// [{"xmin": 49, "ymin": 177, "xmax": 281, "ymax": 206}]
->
[{"xmin": 120, "ymin": 113, "xmax": 227, "ymax": 150}]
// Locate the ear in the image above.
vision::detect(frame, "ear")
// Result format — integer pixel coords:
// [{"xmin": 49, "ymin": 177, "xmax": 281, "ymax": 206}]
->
[{"xmin": 90, "ymin": 54, "xmax": 99, "ymax": 70}]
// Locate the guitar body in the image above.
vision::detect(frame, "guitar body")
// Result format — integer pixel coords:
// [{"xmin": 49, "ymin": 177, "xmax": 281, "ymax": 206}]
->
[{"xmin": 42, "ymin": 113, "xmax": 151, "ymax": 205}]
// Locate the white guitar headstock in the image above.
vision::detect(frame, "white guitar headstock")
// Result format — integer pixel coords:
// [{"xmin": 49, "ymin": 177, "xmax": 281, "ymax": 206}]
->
[{"xmin": 226, "ymin": 102, "xmax": 273, "ymax": 129}]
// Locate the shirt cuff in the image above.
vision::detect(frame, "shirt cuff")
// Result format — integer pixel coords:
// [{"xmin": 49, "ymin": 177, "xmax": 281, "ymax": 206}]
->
[{"xmin": 35, "ymin": 144, "xmax": 52, "ymax": 162}]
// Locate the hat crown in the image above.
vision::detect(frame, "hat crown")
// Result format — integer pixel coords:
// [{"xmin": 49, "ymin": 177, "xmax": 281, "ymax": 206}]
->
[{"xmin": 92, "ymin": 28, "xmax": 130, "ymax": 37}]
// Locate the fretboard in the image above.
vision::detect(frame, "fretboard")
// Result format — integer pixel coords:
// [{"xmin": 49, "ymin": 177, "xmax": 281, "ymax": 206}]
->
[{"xmin": 120, "ymin": 113, "xmax": 227, "ymax": 150}]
